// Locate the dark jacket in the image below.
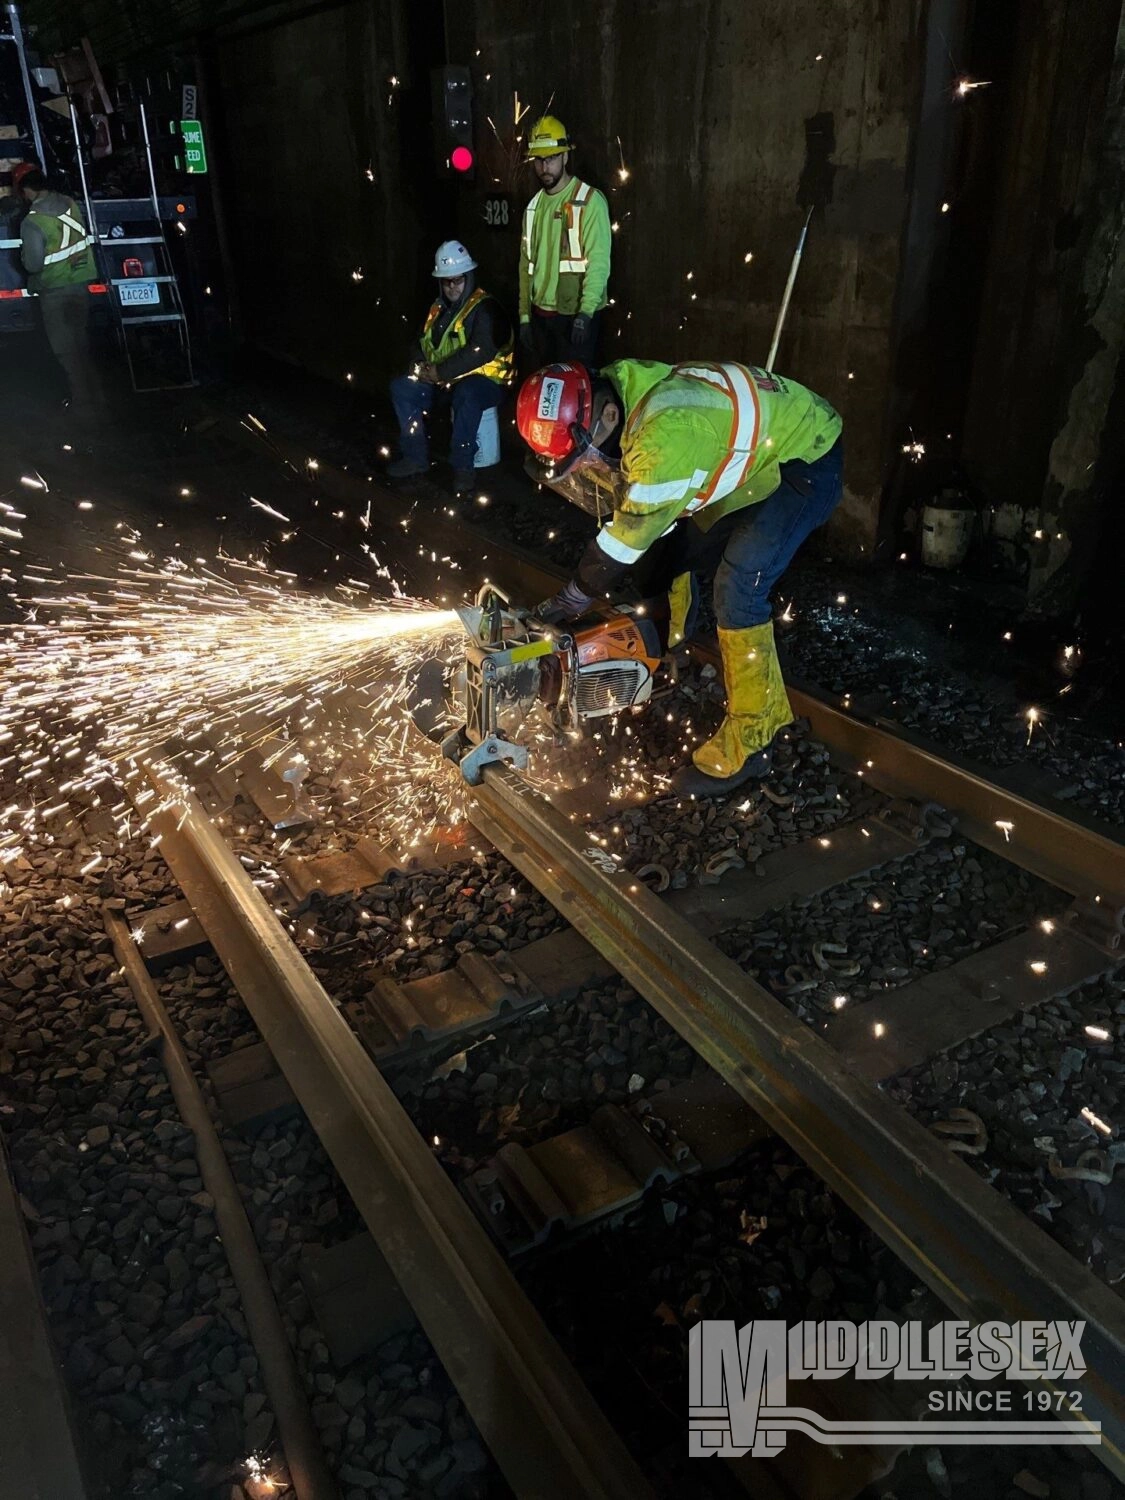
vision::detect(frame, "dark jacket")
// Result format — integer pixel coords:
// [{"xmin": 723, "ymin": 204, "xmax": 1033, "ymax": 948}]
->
[{"xmin": 410, "ymin": 274, "xmax": 513, "ymax": 381}]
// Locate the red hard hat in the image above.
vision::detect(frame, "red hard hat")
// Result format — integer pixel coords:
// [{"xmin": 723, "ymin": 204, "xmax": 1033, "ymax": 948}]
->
[
  {"xmin": 516, "ymin": 363, "xmax": 594, "ymax": 471},
  {"xmin": 11, "ymin": 162, "xmax": 39, "ymax": 190}
]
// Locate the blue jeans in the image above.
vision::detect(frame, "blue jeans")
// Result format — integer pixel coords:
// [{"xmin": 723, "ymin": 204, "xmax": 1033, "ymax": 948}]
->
[
  {"xmin": 390, "ymin": 372, "xmax": 506, "ymax": 472},
  {"xmin": 713, "ymin": 437, "xmax": 843, "ymax": 628},
  {"xmin": 638, "ymin": 438, "xmax": 843, "ymax": 633}
]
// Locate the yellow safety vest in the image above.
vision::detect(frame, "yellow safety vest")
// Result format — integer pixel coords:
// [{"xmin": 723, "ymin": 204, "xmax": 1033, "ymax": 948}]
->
[
  {"xmin": 26, "ymin": 200, "xmax": 96, "ymax": 291},
  {"xmin": 421, "ymin": 287, "xmax": 514, "ymax": 385},
  {"xmin": 523, "ymin": 181, "xmax": 594, "ymax": 277}
]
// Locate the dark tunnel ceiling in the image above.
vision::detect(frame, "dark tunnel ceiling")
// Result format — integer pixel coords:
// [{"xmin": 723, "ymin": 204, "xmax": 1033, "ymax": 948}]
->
[{"xmin": 21, "ymin": 0, "xmax": 361, "ymax": 63}]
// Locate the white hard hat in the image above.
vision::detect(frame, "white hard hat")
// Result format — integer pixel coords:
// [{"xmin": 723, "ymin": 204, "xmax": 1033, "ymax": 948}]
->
[{"xmin": 432, "ymin": 240, "xmax": 476, "ymax": 278}]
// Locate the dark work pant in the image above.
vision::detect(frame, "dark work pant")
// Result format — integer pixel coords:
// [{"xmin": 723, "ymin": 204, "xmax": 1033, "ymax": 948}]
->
[
  {"xmin": 389, "ymin": 372, "xmax": 506, "ymax": 472},
  {"xmin": 40, "ymin": 287, "xmax": 101, "ymax": 411},
  {"xmin": 635, "ymin": 438, "xmax": 844, "ymax": 632},
  {"xmin": 527, "ymin": 308, "xmax": 602, "ymax": 367}
]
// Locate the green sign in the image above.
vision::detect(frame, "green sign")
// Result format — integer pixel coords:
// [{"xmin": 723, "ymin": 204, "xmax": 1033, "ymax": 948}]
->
[{"xmin": 179, "ymin": 119, "xmax": 207, "ymax": 175}]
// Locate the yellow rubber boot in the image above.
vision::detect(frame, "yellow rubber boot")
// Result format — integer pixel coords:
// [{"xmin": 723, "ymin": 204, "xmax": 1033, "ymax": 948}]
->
[
  {"xmin": 667, "ymin": 572, "xmax": 694, "ymax": 648},
  {"xmin": 678, "ymin": 621, "xmax": 792, "ymax": 793}
]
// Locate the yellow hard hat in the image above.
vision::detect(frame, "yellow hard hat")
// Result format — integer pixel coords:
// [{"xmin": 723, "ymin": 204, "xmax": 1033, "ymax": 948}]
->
[{"xmin": 526, "ymin": 114, "xmax": 573, "ymax": 160}]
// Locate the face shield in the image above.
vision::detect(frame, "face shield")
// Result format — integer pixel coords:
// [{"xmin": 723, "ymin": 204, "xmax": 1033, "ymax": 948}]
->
[{"xmin": 523, "ymin": 447, "xmax": 628, "ymax": 520}]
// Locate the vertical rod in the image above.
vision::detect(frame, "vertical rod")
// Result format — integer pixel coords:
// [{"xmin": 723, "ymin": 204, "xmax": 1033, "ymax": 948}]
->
[
  {"xmin": 67, "ymin": 99, "xmax": 99, "ymax": 264},
  {"xmin": 766, "ymin": 207, "xmax": 814, "ymax": 370},
  {"xmin": 139, "ymin": 100, "xmax": 161, "ymax": 211},
  {"xmin": 7, "ymin": 4, "xmax": 45, "ymax": 166}
]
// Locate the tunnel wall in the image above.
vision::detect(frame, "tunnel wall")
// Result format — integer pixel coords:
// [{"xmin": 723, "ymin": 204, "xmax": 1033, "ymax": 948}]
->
[
  {"xmin": 209, "ymin": 0, "xmax": 930, "ymax": 557},
  {"xmin": 445, "ymin": 0, "xmax": 930, "ymax": 556},
  {"xmin": 958, "ymin": 0, "xmax": 1125, "ymax": 608},
  {"xmin": 212, "ymin": 0, "xmax": 448, "ymax": 398}
]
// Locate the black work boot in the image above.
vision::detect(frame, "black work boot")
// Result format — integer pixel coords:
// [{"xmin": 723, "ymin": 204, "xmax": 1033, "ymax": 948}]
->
[
  {"xmin": 386, "ymin": 457, "xmax": 428, "ymax": 479},
  {"xmin": 669, "ymin": 740, "xmax": 775, "ymax": 798},
  {"xmin": 452, "ymin": 469, "xmax": 475, "ymax": 496}
]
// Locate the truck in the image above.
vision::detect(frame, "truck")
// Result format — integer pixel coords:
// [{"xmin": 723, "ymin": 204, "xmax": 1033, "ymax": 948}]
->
[{"xmin": 0, "ymin": 4, "xmax": 205, "ymax": 389}]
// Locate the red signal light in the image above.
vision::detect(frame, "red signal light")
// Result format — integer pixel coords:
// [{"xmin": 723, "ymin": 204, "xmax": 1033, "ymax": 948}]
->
[{"xmin": 451, "ymin": 145, "xmax": 473, "ymax": 173}]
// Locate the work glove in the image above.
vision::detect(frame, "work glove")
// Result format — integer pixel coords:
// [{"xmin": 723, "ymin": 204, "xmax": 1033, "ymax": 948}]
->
[
  {"xmin": 519, "ymin": 321, "xmax": 536, "ymax": 354},
  {"xmin": 534, "ymin": 579, "xmax": 595, "ymax": 625},
  {"xmin": 569, "ymin": 313, "xmax": 592, "ymax": 356}
]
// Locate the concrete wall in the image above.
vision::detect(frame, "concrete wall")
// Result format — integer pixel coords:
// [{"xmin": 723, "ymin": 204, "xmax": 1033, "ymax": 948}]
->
[
  {"xmin": 960, "ymin": 0, "xmax": 1125, "ymax": 606},
  {"xmin": 447, "ymin": 0, "xmax": 929, "ymax": 555},
  {"xmin": 206, "ymin": 0, "xmax": 936, "ymax": 556},
  {"xmin": 213, "ymin": 0, "xmax": 447, "ymax": 390}
]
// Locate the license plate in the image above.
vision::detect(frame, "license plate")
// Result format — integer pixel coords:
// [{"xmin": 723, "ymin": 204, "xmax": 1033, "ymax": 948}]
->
[{"xmin": 118, "ymin": 280, "xmax": 159, "ymax": 306}]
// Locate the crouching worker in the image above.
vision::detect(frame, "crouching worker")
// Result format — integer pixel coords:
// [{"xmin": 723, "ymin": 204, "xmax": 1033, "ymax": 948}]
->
[
  {"xmin": 388, "ymin": 241, "xmax": 514, "ymax": 496},
  {"xmin": 516, "ymin": 359, "xmax": 843, "ymax": 795}
]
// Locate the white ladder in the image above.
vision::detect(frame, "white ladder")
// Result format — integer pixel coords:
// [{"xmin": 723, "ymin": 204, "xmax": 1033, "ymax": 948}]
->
[{"xmin": 72, "ymin": 99, "xmax": 194, "ymax": 391}]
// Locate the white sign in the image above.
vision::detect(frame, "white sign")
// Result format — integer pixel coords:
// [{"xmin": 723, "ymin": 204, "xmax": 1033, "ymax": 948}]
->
[
  {"xmin": 118, "ymin": 280, "xmax": 160, "ymax": 306},
  {"xmin": 182, "ymin": 84, "xmax": 198, "ymax": 120},
  {"xmin": 689, "ymin": 1318, "xmax": 1098, "ymax": 1458},
  {"xmin": 537, "ymin": 376, "xmax": 564, "ymax": 421}
]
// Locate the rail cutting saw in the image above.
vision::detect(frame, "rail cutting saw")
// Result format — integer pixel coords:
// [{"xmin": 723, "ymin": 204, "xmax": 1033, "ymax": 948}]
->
[{"xmin": 411, "ymin": 586, "xmax": 669, "ymax": 783}]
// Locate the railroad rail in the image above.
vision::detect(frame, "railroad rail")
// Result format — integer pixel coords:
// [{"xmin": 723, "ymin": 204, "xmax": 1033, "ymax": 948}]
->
[
  {"xmin": 0, "ymin": 1131, "xmax": 88, "ymax": 1500},
  {"xmin": 463, "ymin": 758, "xmax": 1125, "ymax": 1476},
  {"xmin": 134, "ymin": 702, "xmax": 1125, "ymax": 1489},
  {"xmin": 136, "ymin": 428, "xmax": 1125, "ymax": 1486},
  {"xmin": 132, "ymin": 767, "xmax": 654, "ymax": 1500}
]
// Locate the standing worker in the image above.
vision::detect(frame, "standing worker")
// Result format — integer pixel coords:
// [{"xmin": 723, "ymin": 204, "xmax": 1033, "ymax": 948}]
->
[
  {"xmin": 520, "ymin": 116, "xmax": 611, "ymax": 366},
  {"xmin": 14, "ymin": 164, "xmax": 101, "ymax": 418},
  {"xmin": 387, "ymin": 240, "xmax": 514, "ymax": 495},
  {"xmin": 516, "ymin": 359, "xmax": 843, "ymax": 795}
]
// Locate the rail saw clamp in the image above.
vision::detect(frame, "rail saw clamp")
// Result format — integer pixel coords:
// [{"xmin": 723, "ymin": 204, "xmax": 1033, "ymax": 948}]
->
[{"xmin": 441, "ymin": 585, "xmax": 567, "ymax": 785}]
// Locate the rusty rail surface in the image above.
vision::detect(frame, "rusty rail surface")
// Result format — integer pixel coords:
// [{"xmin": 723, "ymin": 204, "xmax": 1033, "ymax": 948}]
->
[
  {"xmin": 466, "ymin": 761, "xmax": 1125, "ymax": 1481},
  {"xmin": 136, "ymin": 771, "xmax": 653, "ymax": 1500}
]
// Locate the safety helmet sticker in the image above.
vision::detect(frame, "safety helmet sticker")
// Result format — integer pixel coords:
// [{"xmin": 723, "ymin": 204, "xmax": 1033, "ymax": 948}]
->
[{"xmin": 538, "ymin": 377, "xmax": 565, "ymax": 421}]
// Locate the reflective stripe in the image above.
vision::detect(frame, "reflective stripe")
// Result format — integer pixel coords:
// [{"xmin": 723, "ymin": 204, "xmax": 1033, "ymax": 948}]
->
[
  {"xmin": 526, "ymin": 183, "xmax": 591, "ymax": 276},
  {"xmin": 559, "ymin": 182, "xmax": 590, "ymax": 273},
  {"xmin": 596, "ymin": 528, "xmax": 647, "ymax": 564},
  {"xmin": 626, "ymin": 469, "xmax": 709, "ymax": 507},
  {"xmin": 43, "ymin": 238, "xmax": 93, "ymax": 265},
  {"xmin": 42, "ymin": 211, "xmax": 94, "ymax": 266},
  {"xmin": 682, "ymin": 363, "xmax": 760, "ymax": 510},
  {"xmin": 523, "ymin": 190, "xmax": 542, "ymax": 277},
  {"xmin": 421, "ymin": 287, "xmax": 514, "ymax": 385},
  {"xmin": 677, "ymin": 366, "xmax": 730, "ymax": 390}
]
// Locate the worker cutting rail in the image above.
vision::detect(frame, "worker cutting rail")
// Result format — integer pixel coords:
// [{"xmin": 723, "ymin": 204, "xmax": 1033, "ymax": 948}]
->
[{"xmin": 422, "ymin": 358, "xmax": 843, "ymax": 798}]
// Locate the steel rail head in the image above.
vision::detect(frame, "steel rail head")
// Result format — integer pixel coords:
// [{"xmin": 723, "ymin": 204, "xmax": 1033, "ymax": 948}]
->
[
  {"xmin": 468, "ymin": 761, "xmax": 1125, "ymax": 1481},
  {"xmin": 104, "ymin": 908, "xmax": 339, "ymax": 1500},
  {"xmin": 784, "ymin": 685, "xmax": 1125, "ymax": 911},
  {"xmin": 136, "ymin": 767, "xmax": 654, "ymax": 1500}
]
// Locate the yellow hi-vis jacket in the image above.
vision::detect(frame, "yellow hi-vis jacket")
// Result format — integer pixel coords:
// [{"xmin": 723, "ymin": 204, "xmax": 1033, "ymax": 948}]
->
[
  {"xmin": 23, "ymin": 197, "xmax": 96, "ymax": 293},
  {"xmin": 592, "ymin": 360, "xmax": 842, "ymax": 571},
  {"xmin": 519, "ymin": 177, "xmax": 611, "ymax": 319},
  {"xmin": 420, "ymin": 288, "xmax": 514, "ymax": 384}
]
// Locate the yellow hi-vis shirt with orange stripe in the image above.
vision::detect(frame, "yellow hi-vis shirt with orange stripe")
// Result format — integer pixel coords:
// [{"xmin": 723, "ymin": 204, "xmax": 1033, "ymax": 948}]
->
[{"xmin": 594, "ymin": 360, "xmax": 842, "ymax": 570}]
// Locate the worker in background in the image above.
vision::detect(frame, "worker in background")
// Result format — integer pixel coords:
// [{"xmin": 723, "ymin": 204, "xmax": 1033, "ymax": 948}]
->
[
  {"xmin": 517, "ymin": 360, "xmax": 843, "ymax": 796},
  {"xmin": 520, "ymin": 116, "xmax": 611, "ymax": 367},
  {"xmin": 387, "ymin": 240, "xmax": 514, "ymax": 496},
  {"xmin": 14, "ymin": 164, "xmax": 101, "ymax": 418}
]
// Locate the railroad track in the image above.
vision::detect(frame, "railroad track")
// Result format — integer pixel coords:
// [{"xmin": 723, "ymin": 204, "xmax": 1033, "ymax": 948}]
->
[
  {"xmin": 22, "ymin": 424, "xmax": 1112, "ymax": 1496},
  {"xmin": 0, "ymin": 1129, "xmax": 87, "ymax": 1499},
  {"xmin": 110, "ymin": 629, "xmax": 1124, "ymax": 1499}
]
